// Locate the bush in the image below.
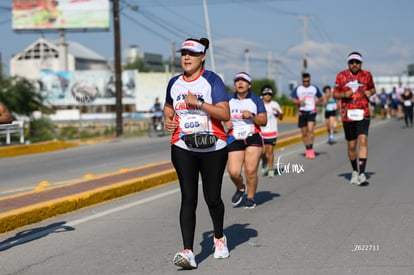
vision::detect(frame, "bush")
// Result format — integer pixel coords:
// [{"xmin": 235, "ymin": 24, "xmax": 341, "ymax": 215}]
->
[
  {"xmin": 59, "ymin": 126, "xmax": 79, "ymax": 140},
  {"xmin": 28, "ymin": 118, "xmax": 56, "ymax": 142}
]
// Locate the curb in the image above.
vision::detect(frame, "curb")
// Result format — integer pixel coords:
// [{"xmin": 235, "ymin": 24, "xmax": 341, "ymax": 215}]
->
[
  {"xmin": 277, "ymin": 123, "xmax": 343, "ymax": 149},
  {"xmin": 0, "ymin": 168, "xmax": 178, "ymax": 233},
  {"xmin": 0, "ymin": 123, "xmax": 341, "ymax": 234},
  {"xmin": 0, "ymin": 140, "xmax": 78, "ymax": 158}
]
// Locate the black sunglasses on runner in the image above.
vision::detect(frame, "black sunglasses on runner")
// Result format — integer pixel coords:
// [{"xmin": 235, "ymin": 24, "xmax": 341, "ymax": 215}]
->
[
  {"xmin": 181, "ymin": 50, "xmax": 204, "ymax": 57},
  {"xmin": 348, "ymin": 60, "xmax": 362, "ymax": 65}
]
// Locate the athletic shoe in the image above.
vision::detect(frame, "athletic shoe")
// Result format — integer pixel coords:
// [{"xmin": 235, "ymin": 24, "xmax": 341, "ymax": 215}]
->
[
  {"xmin": 268, "ymin": 169, "xmax": 275, "ymax": 178},
  {"xmin": 244, "ymin": 198, "xmax": 256, "ymax": 209},
  {"xmin": 350, "ymin": 171, "xmax": 359, "ymax": 185},
  {"xmin": 305, "ymin": 149, "xmax": 311, "ymax": 158},
  {"xmin": 173, "ymin": 249, "xmax": 197, "ymax": 269},
  {"xmin": 231, "ymin": 185, "xmax": 245, "ymax": 206},
  {"xmin": 358, "ymin": 173, "xmax": 368, "ymax": 186},
  {"xmin": 307, "ymin": 149, "xmax": 316, "ymax": 159},
  {"xmin": 213, "ymin": 235, "xmax": 229, "ymax": 259}
]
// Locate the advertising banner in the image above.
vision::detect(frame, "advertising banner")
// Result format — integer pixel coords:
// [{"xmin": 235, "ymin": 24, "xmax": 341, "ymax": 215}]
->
[
  {"xmin": 12, "ymin": 0, "xmax": 110, "ymax": 30},
  {"xmin": 38, "ymin": 69, "xmax": 137, "ymax": 105}
]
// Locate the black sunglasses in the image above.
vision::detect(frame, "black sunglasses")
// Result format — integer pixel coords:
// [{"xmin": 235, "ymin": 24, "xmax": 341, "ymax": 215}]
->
[
  {"xmin": 348, "ymin": 60, "xmax": 361, "ymax": 65},
  {"xmin": 181, "ymin": 50, "xmax": 204, "ymax": 57}
]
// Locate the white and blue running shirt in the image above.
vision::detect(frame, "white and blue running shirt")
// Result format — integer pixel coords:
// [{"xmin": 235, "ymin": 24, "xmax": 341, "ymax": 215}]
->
[
  {"xmin": 227, "ymin": 91, "xmax": 266, "ymax": 143},
  {"xmin": 292, "ymin": 84, "xmax": 322, "ymax": 113},
  {"xmin": 165, "ymin": 70, "xmax": 228, "ymax": 151}
]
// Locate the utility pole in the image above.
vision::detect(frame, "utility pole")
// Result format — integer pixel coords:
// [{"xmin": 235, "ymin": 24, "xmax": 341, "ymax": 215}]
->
[
  {"xmin": 267, "ymin": 50, "xmax": 273, "ymax": 80},
  {"xmin": 170, "ymin": 41, "xmax": 176, "ymax": 74},
  {"xmin": 245, "ymin": 48, "xmax": 250, "ymax": 74},
  {"xmin": 202, "ymin": 0, "xmax": 215, "ymax": 71},
  {"xmin": 301, "ymin": 15, "xmax": 310, "ymax": 74},
  {"xmin": 113, "ymin": 0, "xmax": 123, "ymax": 137}
]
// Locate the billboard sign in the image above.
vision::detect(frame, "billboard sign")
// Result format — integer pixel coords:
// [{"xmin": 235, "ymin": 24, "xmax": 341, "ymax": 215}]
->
[
  {"xmin": 38, "ymin": 69, "xmax": 137, "ymax": 106},
  {"xmin": 12, "ymin": 0, "xmax": 110, "ymax": 30}
]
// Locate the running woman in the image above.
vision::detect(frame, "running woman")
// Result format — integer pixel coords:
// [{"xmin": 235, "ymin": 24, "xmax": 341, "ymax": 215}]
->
[
  {"xmin": 400, "ymin": 87, "xmax": 413, "ymax": 128},
  {"xmin": 322, "ymin": 85, "xmax": 338, "ymax": 144},
  {"xmin": 226, "ymin": 72, "xmax": 267, "ymax": 209},
  {"xmin": 260, "ymin": 85, "xmax": 283, "ymax": 177},
  {"xmin": 333, "ymin": 52, "xmax": 376, "ymax": 186},
  {"xmin": 164, "ymin": 38, "xmax": 230, "ymax": 269},
  {"xmin": 291, "ymin": 73, "xmax": 323, "ymax": 159}
]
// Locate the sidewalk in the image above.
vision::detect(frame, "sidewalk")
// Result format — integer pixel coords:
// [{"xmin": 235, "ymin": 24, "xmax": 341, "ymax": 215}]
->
[{"xmin": 0, "ymin": 122, "xmax": 337, "ymax": 234}]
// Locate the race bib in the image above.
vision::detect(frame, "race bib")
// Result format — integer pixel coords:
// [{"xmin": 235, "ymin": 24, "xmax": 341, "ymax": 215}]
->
[
  {"xmin": 180, "ymin": 115, "xmax": 209, "ymax": 134},
  {"xmin": 233, "ymin": 125, "xmax": 255, "ymax": 140},
  {"xmin": 404, "ymin": 100, "xmax": 412, "ymax": 107},
  {"xmin": 347, "ymin": 109, "xmax": 364, "ymax": 121}
]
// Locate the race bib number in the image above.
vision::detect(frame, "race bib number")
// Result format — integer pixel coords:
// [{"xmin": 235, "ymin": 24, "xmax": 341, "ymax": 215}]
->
[
  {"xmin": 233, "ymin": 125, "xmax": 255, "ymax": 140},
  {"xmin": 180, "ymin": 115, "xmax": 208, "ymax": 134},
  {"xmin": 347, "ymin": 109, "xmax": 364, "ymax": 121},
  {"xmin": 404, "ymin": 100, "xmax": 412, "ymax": 107}
]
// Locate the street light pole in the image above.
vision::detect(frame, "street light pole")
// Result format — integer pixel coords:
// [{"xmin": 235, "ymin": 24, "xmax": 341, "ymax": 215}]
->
[{"xmin": 113, "ymin": 0, "xmax": 123, "ymax": 137}]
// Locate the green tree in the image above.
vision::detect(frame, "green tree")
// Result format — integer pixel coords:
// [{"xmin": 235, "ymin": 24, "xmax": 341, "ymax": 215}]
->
[
  {"xmin": 124, "ymin": 57, "xmax": 148, "ymax": 72},
  {"xmin": 250, "ymin": 78, "xmax": 277, "ymax": 97},
  {"xmin": 0, "ymin": 76, "xmax": 54, "ymax": 117}
]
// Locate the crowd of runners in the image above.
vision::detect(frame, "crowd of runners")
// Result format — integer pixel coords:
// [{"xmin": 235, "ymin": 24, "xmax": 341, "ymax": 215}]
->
[{"xmin": 163, "ymin": 37, "xmax": 413, "ymax": 270}]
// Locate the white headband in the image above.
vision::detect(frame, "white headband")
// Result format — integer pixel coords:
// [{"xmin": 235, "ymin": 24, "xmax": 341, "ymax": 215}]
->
[
  {"xmin": 347, "ymin": 54, "xmax": 363, "ymax": 62},
  {"xmin": 233, "ymin": 73, "xmax": 252, "ymax": 83},
  {"xmin": 177, "ymin": 40, "xmax": 205, "ymax": 53}
]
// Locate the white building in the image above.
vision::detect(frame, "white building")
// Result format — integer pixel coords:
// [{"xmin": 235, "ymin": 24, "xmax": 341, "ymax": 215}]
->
[
  {"xmin": 10, "ymin": 37, "xmax": 109, "ymax": 79},
  {"xmin": 374, "ymin": 75, "xmax": 414, "ymax": 93}
]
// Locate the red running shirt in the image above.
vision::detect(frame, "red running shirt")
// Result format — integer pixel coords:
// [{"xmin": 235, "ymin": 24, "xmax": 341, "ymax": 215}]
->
[{"xmin": 334, "ymin": 69, "xmax": 376, "ymax": 122}]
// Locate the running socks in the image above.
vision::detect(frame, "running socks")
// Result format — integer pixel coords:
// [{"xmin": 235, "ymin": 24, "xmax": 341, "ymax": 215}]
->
[
  {"xmin": 306, "ymin": 144, "xmax": 313, "ymax": 150},
  {"xmin": 359, "ymin": 158, "xmax": 367, "ymax": 174},
  {"xmin": 350, "ymin": 159, "xmax": 358, "ymax": 172}
]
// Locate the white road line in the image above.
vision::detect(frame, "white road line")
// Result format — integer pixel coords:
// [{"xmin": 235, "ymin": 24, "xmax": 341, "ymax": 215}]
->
[
  {"xmin": 67, "ymin": 188, "xmax": 180, "ymax": 226},
  {"xmin": 0, "ymin": 189, "xmax": 180, "ymax": 250}
]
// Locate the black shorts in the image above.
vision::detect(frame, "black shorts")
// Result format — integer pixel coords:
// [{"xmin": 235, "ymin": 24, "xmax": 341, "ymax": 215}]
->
[
  {"xmin": 298, "ymin": 111, "xmax": 316, "ymax": 128},
  {"xmin": 325, "ymin": 110, "xmax": 337, "ymax": 119},
  {"xmin": 263, "ymin": 137, "xmax": 277, "ymax": 146},
  {"xmin": 227, "ymin": 133, "xmax": 263, "ymax": 152},
  {"xmin": 343, "ymin": 118, "xmax": 370, "ymax": 141}
]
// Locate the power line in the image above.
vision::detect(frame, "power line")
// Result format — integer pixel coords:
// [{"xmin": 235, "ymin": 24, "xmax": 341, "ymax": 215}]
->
[{"xmin": 121, "ymin": 12, "xmax": 172, "ymax": 42}]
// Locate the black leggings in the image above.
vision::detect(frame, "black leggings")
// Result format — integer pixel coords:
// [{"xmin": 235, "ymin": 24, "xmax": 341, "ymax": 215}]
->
[
  {"xmin": 171, "ymin": 145, "xmax": 228, "ymax": 251},
  {"xmin": 403, "ymin": 107, "xmax": 413, "ymax": 126}
]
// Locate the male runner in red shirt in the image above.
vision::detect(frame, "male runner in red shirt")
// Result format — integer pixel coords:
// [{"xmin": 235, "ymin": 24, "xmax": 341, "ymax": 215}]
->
[{"xmin": 333, "ymin": 52, "xmax": 376, "ymax": 186}]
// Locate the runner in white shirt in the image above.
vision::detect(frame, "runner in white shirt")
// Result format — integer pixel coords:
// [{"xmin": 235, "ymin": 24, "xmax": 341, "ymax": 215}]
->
[
  {"xmin": 260, "ymin": 85, "xmax": 283, "ymax": 177},
  {"xmin": 291, "ymin": 73, "xmax": 323, "ymax": 159},
  {"xmin": 226, "ymin": 72, "xmax": 267, "ymax": 209}
]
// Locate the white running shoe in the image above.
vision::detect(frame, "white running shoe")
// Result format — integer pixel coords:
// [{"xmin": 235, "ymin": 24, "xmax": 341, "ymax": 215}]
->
[
  {"xmin": 213, "ymin": 235, "xmax": 229, "ymax": 259},
  {"xmin": 358, "ymin": 173, "xmax": 368, "ymax": 186},
  {"xmin": 173, "ymin": 249, "xmax": 197, "ymax": 269},
  {"xmin": 350, "ymin": 171, "xmax": 359, "ymax": 185}
]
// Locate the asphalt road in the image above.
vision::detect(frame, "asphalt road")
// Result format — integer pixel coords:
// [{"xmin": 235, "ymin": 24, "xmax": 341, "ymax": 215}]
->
[
  {"xmin": 0, "ymin": 118, "xmax": 413, "ymax": 274},
  {"xmin": 0, "ymin": 123, "xmax": 298, "ymax": 197}
]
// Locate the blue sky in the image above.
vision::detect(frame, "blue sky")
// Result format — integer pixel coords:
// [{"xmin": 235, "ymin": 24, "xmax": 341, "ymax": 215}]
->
[{"xmin": 1, "ymin": 0, "xmax": 414, "ymax": 93}]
